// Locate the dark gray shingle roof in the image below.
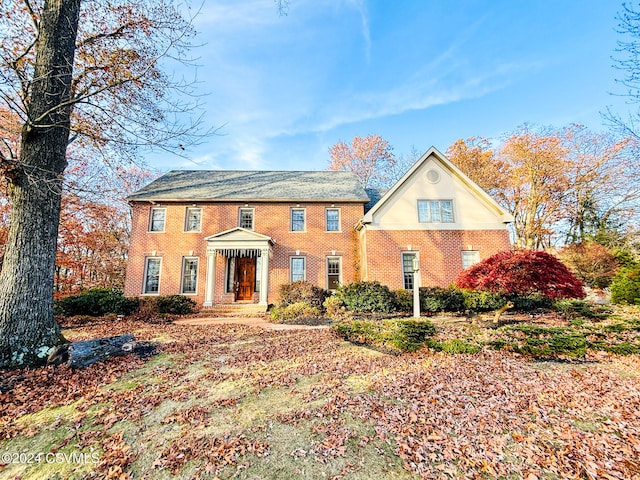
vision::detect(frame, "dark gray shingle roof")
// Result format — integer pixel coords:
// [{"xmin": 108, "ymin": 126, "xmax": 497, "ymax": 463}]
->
[
  {"xmin": 364, "ymin": 187, "xmax": 388, "ymax": 213},
  {"xmin": 127, "ymin": 170, "xmax": 370, "ymax": 203}
]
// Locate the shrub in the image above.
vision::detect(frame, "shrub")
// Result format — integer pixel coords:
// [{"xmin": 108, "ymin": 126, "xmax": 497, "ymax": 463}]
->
[
  {"xmin": 455, "ymin": 249, "xmax": 585, "ymax": 300},
  {"xmin": 332, "ymin": 318, "xmax": 435, "ymax": 353},
  {"xmin": 336, "ymin": 281, "xmax": 396, "ymax": 313},
  {"xmin": 611, "ymin": 265, "xmax": 640, "ymax": 304},
  {"xmin": 426, "ymin": 338, "xmax": 482, "ymax": 354},
  {"xmin": 270, "ymin": 302, "xmax": 321, "ymax": 322},
  {"xmin": 557, "ymin": 242, "xmax": 619, "ymax": 289},
  {"xmin": 507, "ymin": 294, "xmax": 552, "ymax": 311},
  {"xmin": 419, "ymin": 287, "xmax": 465, "ymax": 313},
  {"xmin": 461, "ymin": 289, "xmax": 506, "ymax": 312},
  {"xmin": 393, "ymin": 289, "xmax": 413, "ymax": 312},
  {"xmin": 277, "ymin": 281, "xmax": 329, "ymax": 309},
  {"xmin": 323, "ymin": 295, "xmax": 346, "ymax": 318},
  {"xmin": 54, "ymin": 288, "xmax": 138, "ymax": 317},
  {"xmin": 155, "ymin": 295, "xmax": 197, "ymax": 314}
]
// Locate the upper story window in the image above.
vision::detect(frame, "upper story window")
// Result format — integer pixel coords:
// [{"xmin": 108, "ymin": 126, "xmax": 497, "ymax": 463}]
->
[
  {"xmin": 149, "ymin": 207, "xmax": 166, "ymax": 232},
  {"xmin": 291, "ymin": 208, "xmax": 305, "ymax": 232},
  {"xmin": 239, "ymin": 208, "xmax": 254, "ymax": 230},
  {"xmin": 185, "ymin": 207, "xmax": 201, "ymax": 232},
  {"xmin": 326, "ymin": 208, "xmax": 340, "ymax": 231},
  {"xmin": 462, "ymin": 250, "xmax": 480, "ymax": 270},
  {"xmin": 417, "ymin": 200, "xmax": 454, "ymax": 223}
]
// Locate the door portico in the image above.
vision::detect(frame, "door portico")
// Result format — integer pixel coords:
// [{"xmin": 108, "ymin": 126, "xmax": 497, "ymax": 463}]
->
[{"xmin": 203, "ymin": 228, "xmax": 274, "ymax": 307}]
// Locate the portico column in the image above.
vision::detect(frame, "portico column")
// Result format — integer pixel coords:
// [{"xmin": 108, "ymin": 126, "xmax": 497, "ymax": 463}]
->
[
  {"xmin": 203, "ymin": 248, "xmax": 216, "ymax": 307},
  {"xmin": 259, "ymin": 247, "xmax": 270, "ymax": 306}
]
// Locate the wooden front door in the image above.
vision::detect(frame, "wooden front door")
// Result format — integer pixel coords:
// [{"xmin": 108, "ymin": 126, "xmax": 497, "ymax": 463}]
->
[{"xmin": 235, "ymin": 256, "xmax": 255, "ymax": 301}]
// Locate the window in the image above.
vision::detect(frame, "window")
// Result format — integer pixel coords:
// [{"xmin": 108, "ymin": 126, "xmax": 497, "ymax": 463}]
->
[
  {"xmin": 239, "ymin": 208, "xmax": 254, "ymax": 230},
  {"xmin": 149, "ymin": 208, "xmax": 166, "ymax": 232},
  {"xmin": 462, "ymin": 250, "xmax": 480, "ymax": 270},
  {"xmin": 327, "ymin": 257, "xmax": 341, "ymax": 290},
  {"xmin": 291, "ymin": 208, "xmax": 305, "ymax": 231},
  {"xmin": 143, "ymin": 257, "xmax": 161, "ymax": 294},
  {"xmin": 417, "ymin": 200, "xmax": 454, "ymax": 223},
  {"xmin": 402, "ymin": 253, "xmax": 417, "ymax": 290},
  {"xmin": 181, "ymin": 257, "xmax": 198, "ymax": 294},
  {"xmin": 326, "ymin": 208, "xmax": 340, "ymax": 231},
  {"xmin": 290, "ymin": 257, "xmax": 306, "ymax": 282},
  {"xmin": 185, "ymin": 208, "xmax": 201, "ymax": 232}
]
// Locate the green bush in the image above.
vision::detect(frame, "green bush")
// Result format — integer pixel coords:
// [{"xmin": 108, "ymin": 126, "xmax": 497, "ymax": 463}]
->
[
  {"xmin": 516, "ymin": 333, "xmax": 587, "ymax": 358},
  {"xmin": 54, "ymin": 288, "xmax": 139, "ymax": 317},
  {"xmin": 332, "ymin": 318, "xmax": 435, "ymax": 353},
  {"xmin": 461, "ymin": 290, "xmax": 506, "ymax": 312},
  {"xmin": 270, "ymin": 302, "xmax": 321, "ymax": 322},
  {"xmin": 419, "ymin": 287, "xmax": 465, "ymax": 313},
  {"xmin": 393, "ymin": 289, "xmax": 413, "ymax": 312},
  {"xmin": 155, "ymin": 295, "xmax": 197, "ymax": 314},
  {"xmin": 336, "ymin": 281, "xmax": 396, "ymax": 313},
  {"xmin": 427, "ymin": 338, "xmax": 482, "ymax": 354},
  {"xmin": 508, "ymin": 294, "xmax": 553, "ymax": 311},
  {"xmin": 277, "ymin": 281, "xmax": 329, "ymax": 309},
  {"xmin": 611, "ymin": 265, "xmax": 640, "ymax": 304}
]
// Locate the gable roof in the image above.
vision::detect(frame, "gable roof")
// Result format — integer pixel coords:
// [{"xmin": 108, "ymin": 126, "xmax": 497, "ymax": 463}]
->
[
  {"xmin": 127, "ymin": 170, "xmax": 370, "ymax": 203},
  {"xmin": 362, "ymin": 146, "xmax": 514, "ymax": 224}
]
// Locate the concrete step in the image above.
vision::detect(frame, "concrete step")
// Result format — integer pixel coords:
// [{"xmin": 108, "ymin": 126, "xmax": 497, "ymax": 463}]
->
[{"xmin": 201, "ymin": 303, "xmax": 267, "ymax": 317}]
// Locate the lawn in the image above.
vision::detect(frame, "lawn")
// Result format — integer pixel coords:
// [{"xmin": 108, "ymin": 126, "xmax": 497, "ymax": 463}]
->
[{"xmin": 1, "ymin": 312, "xmax": 639, "ymax": 479}]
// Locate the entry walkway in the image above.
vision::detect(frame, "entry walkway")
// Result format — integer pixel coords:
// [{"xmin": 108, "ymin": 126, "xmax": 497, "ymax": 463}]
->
[{"xmin": 173, "ymin": 316, "xmax": 329, "ymax": 331}]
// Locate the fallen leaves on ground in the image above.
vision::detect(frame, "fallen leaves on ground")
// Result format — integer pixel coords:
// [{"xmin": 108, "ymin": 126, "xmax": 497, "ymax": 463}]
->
[{"xmin": 0, "ymin": 316, "xmax": 639, "ymax": 479}]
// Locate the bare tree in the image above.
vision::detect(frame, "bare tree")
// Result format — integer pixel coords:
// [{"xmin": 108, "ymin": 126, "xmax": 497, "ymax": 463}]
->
[{"xmin": 0, "ymin": 0, "xmax": 202, "ymax": 369}]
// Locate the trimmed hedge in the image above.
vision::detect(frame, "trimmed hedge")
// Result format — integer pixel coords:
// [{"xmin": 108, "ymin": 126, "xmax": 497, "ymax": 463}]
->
[
  {"xmin": 335, "ymin": 281, "xmax": 396, "ymax": 313},
  {"xmin": 54, "ymin": 288, "xmax": 138, "ymax": 317},
  {"xmin": 611, "ymin": 265, "xmax": 640, "ymax": 304},
  {"xmin": 270, "ymin": 302, "xmax": 321, "ymax": 322},
  {"xmin": 419, "ymin": 287, "xmax": 465, "ymax": 313}
]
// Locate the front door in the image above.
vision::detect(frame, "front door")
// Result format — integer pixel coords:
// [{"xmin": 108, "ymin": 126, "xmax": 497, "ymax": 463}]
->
[{"xmin": 235, "ymin": 256, "xmax": 255, "ymax": 300}]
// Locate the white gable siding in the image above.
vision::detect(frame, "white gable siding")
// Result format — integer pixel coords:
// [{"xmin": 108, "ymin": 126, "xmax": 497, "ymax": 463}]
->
[{"xmin": 367, "ymin": 154, "xmax": 509, "ymax": 231}]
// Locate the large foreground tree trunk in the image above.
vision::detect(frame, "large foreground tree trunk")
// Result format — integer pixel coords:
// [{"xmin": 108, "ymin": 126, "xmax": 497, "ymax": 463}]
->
[{"xmin": 0, "ymin": 0, "xmax": 81, "ymax": 369}]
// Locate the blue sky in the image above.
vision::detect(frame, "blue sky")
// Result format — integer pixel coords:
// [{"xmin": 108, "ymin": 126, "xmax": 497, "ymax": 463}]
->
[{"xmin": 163, "ymin": 0, "xmax": 631, "ymax": 172}]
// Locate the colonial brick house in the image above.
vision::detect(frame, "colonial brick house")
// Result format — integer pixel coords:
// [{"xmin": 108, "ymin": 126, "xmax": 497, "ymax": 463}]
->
[{"xmin": 123, "ymin": 147, "xmax": 513, "ymax": 308}]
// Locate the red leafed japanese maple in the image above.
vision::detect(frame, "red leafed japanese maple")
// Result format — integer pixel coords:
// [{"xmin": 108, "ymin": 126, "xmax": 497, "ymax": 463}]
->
[{"xmin": 455, "ymin": 250, "xmax": 585, "ymax": 299}]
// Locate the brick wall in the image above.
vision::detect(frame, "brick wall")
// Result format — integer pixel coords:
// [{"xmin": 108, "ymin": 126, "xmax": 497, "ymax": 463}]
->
[
  {"xmin": 361, "ymin": 229, "xmax": 511, "ymax": 289},
  {"xmin": 124, "ymin": 201, "xmax": 364, "ymax": 305}
]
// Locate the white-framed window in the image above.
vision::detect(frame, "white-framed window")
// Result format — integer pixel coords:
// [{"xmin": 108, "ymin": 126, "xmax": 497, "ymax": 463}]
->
[
  {"xmin": 185, "ymin": 207, "xmax": 202, "ymax": 232},
  {"xmin": 290, "ymin": 256, "xmax": 306, "ymax": 282},
  {"xmin": 291, "ymin": 208, "xmax": 305, "ymax": 232},
  {"xmin": 327, "ymin": 256, "xmax": 341, "ymax": 290},
  {"xmin": 149, "ymin": 207, "xmax": 166, "ymax": 232},
  {"xmin": 181, "ymin": 257, "xmax": 199, "ymax": 294},
  {"xmin": 143, "ymin": 257, "xmax": 162, "ymax": 294},
  {"xmin": 239, "ymin": 208, "xmax": 254, "ymax": 230},
  {"xmin": 417, "ymin": 200, "xmax": 454, "ymax": 223},
  {"xmin": 326, "ymin": 208, "xmax": 340, "ymax": 232},
  {"xmin": 462, "ymin": 250, "xmax": 480, "ymax": 270},
  {"xmin": 402, "ymin": 252, "xmax": 417, "ymax": 290}
]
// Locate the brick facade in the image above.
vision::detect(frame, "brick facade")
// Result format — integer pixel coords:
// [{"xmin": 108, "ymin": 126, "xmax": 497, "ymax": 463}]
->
[
  {"xmin": 124, "ymin": 201, "xmax": 363, "ymax": 305},
  {"xmin": 360, "ymin": 229, "xmax": 511, "ymax": 289}
]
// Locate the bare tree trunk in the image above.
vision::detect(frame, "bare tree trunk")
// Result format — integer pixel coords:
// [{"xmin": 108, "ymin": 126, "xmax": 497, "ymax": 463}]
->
[{"xmin": 0, "ymin": 0, "xmax": 81, "ymax": 369}]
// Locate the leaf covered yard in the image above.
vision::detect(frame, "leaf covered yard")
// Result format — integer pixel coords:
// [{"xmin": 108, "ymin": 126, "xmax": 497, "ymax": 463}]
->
[{"xmin": 1, "ymin": 318, "xmax": 639, "ymax": 479}]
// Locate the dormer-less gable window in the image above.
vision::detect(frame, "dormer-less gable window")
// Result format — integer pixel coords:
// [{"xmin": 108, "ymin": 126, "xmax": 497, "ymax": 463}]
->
[
  {"xmin": 417, "ymin": 200, "xmax": 454, "ymax": 223},
  {"xmin": 149, "ymin": 207, "xmax": 166, "ymax": 232}
]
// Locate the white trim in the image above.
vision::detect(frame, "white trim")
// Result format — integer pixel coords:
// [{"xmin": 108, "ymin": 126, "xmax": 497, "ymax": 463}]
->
[
  {"xmin": 149, "ymin": 207, "xmax": 166, "ymax": 232},
  {"xmin": 362, "ymin": 147, "xmax": 513, "ymax": 224},
  {"xmin": 326, "ymin": 256, "xmax": 342, "ymax": 291},
  {"xmin": 290, "ymin": 207, "xmax": 306, "ymax": 232},
  {"xmin": 142, "ymin": 256, "xmax": 162, "ymax": 295},
  {"xmin": 325, "ymin": 207, "xmax": 341, "ymax": 232},
  {"xmin": 290, "ymin": 256, "xmax": 306, "ymax": 282},
  {"xmin": 180, "ymin": 256, "xmax": 199, "ymax": 295},
  {"xmin": 184, "ymin": 207, "xmax": 202, "ymax": 232}
]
